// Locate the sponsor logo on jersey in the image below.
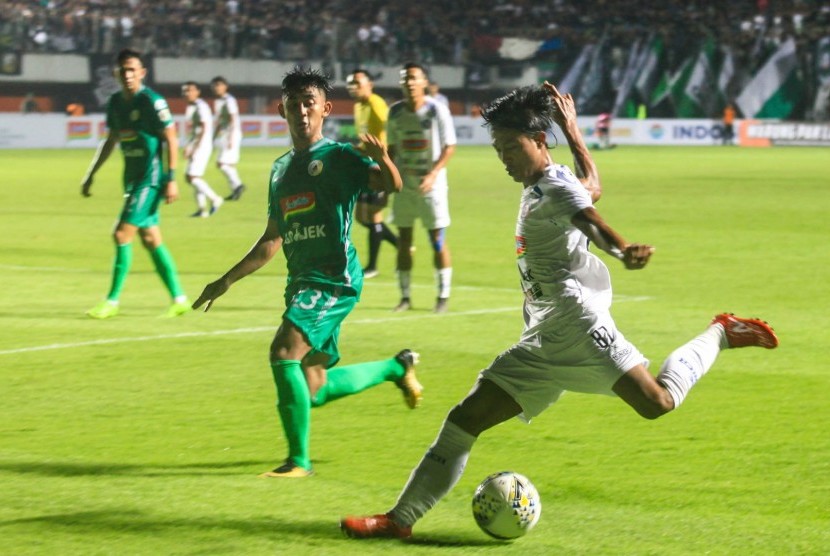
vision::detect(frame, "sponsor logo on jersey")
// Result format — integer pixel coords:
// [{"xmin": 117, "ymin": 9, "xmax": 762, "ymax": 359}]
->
[
  {"xmin": 402, "ymin": 138, "xmax": 428, "ymax": 151},
  {"xmin": 130, "ymin": 109, "xmax": 140, "ymax": 121},
  {"xmin": 154, "ymin": 99, "xmax": 168, "ymax": 110},
  {"xmin": 119, "ymin": 129, "xmax": 138, "ymax": 142},
  {"xmin": 281, "ymin": 192, "xmax": 316, "ymax": 220},
  {"xmin": 283, "ymin": 222, "xmax": 326, "ymax": 245},
  {"xmin": 515, "ymin": 235, "xmax": 526, "ymax": 257},
  {"xmin": 308, "ymin": 160, "xmax": 323, "ymax": 176}
]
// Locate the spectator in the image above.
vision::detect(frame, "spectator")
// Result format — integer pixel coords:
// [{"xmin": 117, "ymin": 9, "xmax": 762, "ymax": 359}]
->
[{"xmin": 20, "ymin": 93, "xmax": 38, "ymax": 114}]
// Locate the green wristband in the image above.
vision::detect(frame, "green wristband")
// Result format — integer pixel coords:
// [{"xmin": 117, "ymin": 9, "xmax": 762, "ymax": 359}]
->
[{"xmin": 167, "ymin": 169, "xmax": 176, "ymax": 181}]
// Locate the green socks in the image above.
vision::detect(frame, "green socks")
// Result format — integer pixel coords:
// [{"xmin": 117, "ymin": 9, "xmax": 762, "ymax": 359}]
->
[
  {"xmin": 270, "ymin": 357, "xmax": 407, "ymax": 470},
  {"xmin": 271, "ymin": 360, "xmax": 311, "ymax": 470},
  {"xmin": 311, "ymin": 357, "xmax": 405, "ymax": 406},
  {"xmin": 150, "ymin": 244, "xmax": 185, "ymax": 299},
  {"xmin": 106, "ymin": 243, "xmax": 133, "ymax": 301}
]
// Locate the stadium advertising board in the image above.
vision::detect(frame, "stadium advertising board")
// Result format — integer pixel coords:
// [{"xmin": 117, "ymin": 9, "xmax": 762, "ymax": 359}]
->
[
  {"xmin": 1, "ymin": 114, "xmax": 826, "ymax": 148},
  {"xmin": 738, "ymin": 120, "xmax": 830, "ymax": 147}
]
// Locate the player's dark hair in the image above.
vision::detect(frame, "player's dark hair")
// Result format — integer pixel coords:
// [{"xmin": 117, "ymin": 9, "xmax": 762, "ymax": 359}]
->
[
  {"xmin": 281, "ymin": 66, "xmax": 333, "ymax": 100},
  {"xmin": 116, "ymin": 48, "xmax": 143, "ymax": 66},
  {"xmin": 402, "ymin": 62, "xmax": 429, "ymax": 79},
  {"xmin": 183, "ymin": 81, "xmax": 199, "ymax": 90},
  {"xmin": 481, "ymin": 86, "xmax": 557, "ymax": 135},
  {"xmin": 210, "ymin": 76, "xmax": 228, "ymax": 85},
  {"xmin": 349, "ymin": 68, "xmax": 373, "ymax": 81}
]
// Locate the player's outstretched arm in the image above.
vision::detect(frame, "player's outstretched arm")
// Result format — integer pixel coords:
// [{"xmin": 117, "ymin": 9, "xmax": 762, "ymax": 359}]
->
[
  {"xmin": 81, "ymin": 133, "xmax": 118, "ymax": 196},
  {"xmin": 362, "ymin": 133, "xmax": 402, "ymax": 194},
  {"xmin": 572, "ymin": 207, "xmax": 654, "ymax": 270},
  {"xmin": 193, "ymin": 219, "xmax": 283, "ymax": 312},
  {"xmin": 543, "ymin": 81, "xmax": 601, "ymax": 203}
]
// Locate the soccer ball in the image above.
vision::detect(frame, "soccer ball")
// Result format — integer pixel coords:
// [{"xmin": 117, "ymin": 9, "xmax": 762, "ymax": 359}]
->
[{"xmin": 471, "ymin": 471, "xmax": 542, "ymax": 540}]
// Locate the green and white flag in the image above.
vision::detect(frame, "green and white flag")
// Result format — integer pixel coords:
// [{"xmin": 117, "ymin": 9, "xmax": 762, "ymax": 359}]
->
[
  {"xmin": 558, "ymin": 44, "xmax": 594, "ymax": 96},
  {"xmin": 677, "ymin": 38, "xmax": 717, "ymax": 117},
  {"xmin": 735, "ymin": 38, "xmax": 803, "ymax": 118},
  {"xmin": 717, "ymin": 45, "xmax": 736, "ymax": 104},
  {"xmin": 649, "ymin": 57, "xmax": 692, "ymax": 117},
  {"xmin": 635, "ymin": 35, "xmax": 664, "ymax": 101},
  {"xmin": 612, "ymin": 38, "xmax": 643, "ymax": 117}
]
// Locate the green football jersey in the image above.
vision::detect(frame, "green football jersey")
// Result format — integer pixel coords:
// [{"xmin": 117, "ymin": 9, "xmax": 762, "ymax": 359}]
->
[
  {"xmin": 106, "ymin": 86, "xmax": 174, "ymax": 192},
  {"xmin": 268, "ymin": 137, "xmax": 374, "ymax": 296}
]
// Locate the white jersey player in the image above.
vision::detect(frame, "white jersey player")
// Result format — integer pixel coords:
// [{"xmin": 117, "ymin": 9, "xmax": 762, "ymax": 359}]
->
[
  {"xmin": 340, "ymin": 82, "xmax": 779, "ymax": 540},
  {"xmin": 387, "ymin": 62, "xmax": 457, "ymax": 314},
  {"xmin": 211, "ymin": 76, "xmax": 246, "ymax": 200},
  {"xmin": 182, "ymin": 81, "xmax": 222, "ymax": 217}
]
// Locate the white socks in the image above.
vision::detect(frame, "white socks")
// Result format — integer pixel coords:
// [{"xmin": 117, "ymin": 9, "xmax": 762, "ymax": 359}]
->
[
  {"xmin": 190, "ymin": 177, "xmax": 222, "ymax": 205},
  {"xmin": 657, "ymin": 324, "xmax": 726, "ymax": 408},
  {"xmin": 436, "ymin": 267, "xmax": 452, "ymax": 299},
  {"xmin": 219, "ymin": 164, "xmax": 242, "ymax": 188},
  {"xmin": 398, "ymin": 270, "xmax": 411, "ymax": 298},
  {"xmin": 391, "ymin": 420, "xmax": 476, "ymax": 527}
]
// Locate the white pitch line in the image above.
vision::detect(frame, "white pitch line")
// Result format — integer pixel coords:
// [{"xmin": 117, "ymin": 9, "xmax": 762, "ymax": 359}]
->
[
  {"xmin": 0, "ymin": 296, "xmax": 651, "ymax": 357},
  {"xmin": 0, "ymin": 307, "xmax": 518, "ymax": 356}
]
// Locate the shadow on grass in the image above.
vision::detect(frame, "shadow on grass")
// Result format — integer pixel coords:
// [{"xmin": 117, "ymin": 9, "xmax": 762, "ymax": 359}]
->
[
  {"xmin": 0, "ymin": 459, "xmax": 265, "ymax": 477},
  {"xmin": 0, "ymin": 509, "xmax": 494, "ymax": 547}
]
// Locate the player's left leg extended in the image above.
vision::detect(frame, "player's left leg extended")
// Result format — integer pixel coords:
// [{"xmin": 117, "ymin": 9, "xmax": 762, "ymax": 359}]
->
[
  {"xmin": 311, "ymin": 349, "xmax": 422, "ymax": 409},
  {"xmin": 614, "ymin": 313, "xmax": 778, "ymax": 418}
]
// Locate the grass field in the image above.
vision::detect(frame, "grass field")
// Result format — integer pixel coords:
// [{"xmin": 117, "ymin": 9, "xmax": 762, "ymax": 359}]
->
[{"xmin": 1, "ymin": 145, "xmax": 828, "ymax": 555}]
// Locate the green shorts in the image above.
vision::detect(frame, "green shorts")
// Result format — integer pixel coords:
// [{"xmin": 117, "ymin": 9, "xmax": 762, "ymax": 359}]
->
[
  {"xmin": 283, "ymin": 285, "xmax": 358, "ymax": 368},
  {"xmin": 119, "ymin": 185, "xmax": 162, "ymax": 228}
]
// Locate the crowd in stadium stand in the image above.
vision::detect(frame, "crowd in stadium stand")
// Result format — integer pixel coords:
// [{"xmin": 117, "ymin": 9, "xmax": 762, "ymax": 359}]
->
[{"xmin": 2, "ymin": 0, "xmax": 827, "ymax": 68}]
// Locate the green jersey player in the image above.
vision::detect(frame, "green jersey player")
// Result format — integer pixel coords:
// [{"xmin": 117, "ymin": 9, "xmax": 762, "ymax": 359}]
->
[
  {"xmin": 81, "ymin": 48, "xmax": 190, "ymax": 319},
  {"xmin": 193, "ymin": 67, "xmax": 423, "ymax": 478}
]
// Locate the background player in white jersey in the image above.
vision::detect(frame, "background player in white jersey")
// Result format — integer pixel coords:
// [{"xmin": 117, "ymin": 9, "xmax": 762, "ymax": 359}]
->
[
  {"xmin": 387, "ymin": 62, "xmax": 456, "ymax": 313},
  {"xmin": 210, "ymin": 76, "xmax": 246, "ymax": 201},
  {"xmin": 340, "ymin": 82, "xmax": 779, "ymax": 539},
  {"xmin": 182, "ymin": 81, "xmax": 223, "ymax": 217}
]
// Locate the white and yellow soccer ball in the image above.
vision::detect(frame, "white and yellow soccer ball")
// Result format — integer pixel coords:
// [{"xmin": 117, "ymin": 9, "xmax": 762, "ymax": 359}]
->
[{"xmin": 471, "ymin": 471, "xmax": 542, "ymax": 539}]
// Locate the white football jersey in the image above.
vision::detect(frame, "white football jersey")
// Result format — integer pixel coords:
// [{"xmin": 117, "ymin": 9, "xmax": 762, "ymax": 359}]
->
[
  {"xmin": 516, "ymin": 164, "xmax": 612, "ymax": 323},
  {"xmin": 185, "ymin": 98, "xmax": 213, "ymax": 151},
  {"xmin": 214, "ymin": 93, "xmax": 241, "ymax": 140},
  {"xmin": 387, "ymin": 96, "xmax": 456, "ymax": 192}
]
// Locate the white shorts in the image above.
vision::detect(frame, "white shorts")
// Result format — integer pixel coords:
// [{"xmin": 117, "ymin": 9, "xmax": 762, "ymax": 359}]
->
[
  {"xmin": 392, "ymin": 187, "xmax": 450, "ymax": 229},
  {"xmin": 187, "ymin": 146, "xmax": 211, "ymax": 177},
  {"xmin": 480, "ymin": 304, "xmax": 647, "ymax": 422},
  {"xmin": 216, "ymin": 134, "xmax": 241, "ymax": 164}
]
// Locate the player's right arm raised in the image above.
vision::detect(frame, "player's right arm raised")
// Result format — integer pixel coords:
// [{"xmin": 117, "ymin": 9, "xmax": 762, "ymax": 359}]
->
[
  {"xmin": 544, "ymin": 81, "xmax": 601, "ymax": 203},
  {"xmin": 193, "ymin": 218, "xmax": 283, "ymax": 311}
]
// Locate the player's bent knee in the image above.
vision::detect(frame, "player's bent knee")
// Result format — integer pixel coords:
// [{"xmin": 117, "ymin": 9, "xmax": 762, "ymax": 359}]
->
[{"xmin": 429, "ymin": 228, "xmax": 446, "ymax": 252}]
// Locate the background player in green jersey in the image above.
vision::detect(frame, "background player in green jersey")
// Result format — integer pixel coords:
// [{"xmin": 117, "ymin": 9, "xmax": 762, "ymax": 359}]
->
[
  {"xmin": 81, "ymin": 48, "xmax": 190, "ymax": 319},
  {"xmin": 193, "ymin": 67, "xmax": 423, "ymax": 478}
]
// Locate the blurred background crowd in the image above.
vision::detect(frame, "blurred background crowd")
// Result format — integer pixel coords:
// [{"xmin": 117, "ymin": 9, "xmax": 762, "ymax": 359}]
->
[{"xmin": 2, "ymin": 0, "xmax": 829, "ymax": 119}]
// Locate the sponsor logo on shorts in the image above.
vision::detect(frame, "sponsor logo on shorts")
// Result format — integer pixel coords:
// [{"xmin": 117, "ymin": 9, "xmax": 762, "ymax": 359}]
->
[
  {"xmin": 280, "ymin": 192, "xmax": 316, "ymax": 220},
  {"xmin": 283, "ymin": 223, "xmax": 326, "ymax": 245}
]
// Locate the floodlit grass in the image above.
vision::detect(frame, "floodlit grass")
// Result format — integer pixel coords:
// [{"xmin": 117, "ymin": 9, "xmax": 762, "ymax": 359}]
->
[{"xmin": 1, "ymin": 145, "xmax": 828, "ymax": 555}]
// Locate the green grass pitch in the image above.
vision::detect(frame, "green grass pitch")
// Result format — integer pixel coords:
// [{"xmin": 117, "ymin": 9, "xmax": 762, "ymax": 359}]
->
[{"xmin": 1, "ymin": 145, "xmax": 828, "ymax": 555}]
